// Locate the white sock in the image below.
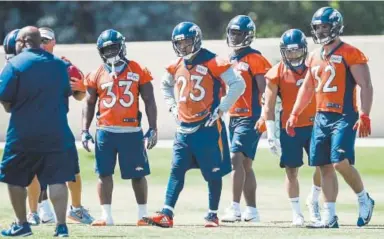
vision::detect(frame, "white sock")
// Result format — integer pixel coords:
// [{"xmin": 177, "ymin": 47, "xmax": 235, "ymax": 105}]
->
[
  {"xmin": 231, "ymin": 202, "xmax": 241, "ymax": 212},
  {"xmin": 163, "ymin": 205, "xmax": 174, "ymax": 212},
  {"xmin": 208, "ymin": 210, "xmax": 218, "ymax": 214},
  {"xmin": 101, "ymin": 204, "xmax": 113, "ymax": 221},
  {"xmin": 71, "ymin": 205, "xmax": 82, "ymax": 211},
  {"xmin": 138, "ymin": 204, "xmax": 147, "ymax": 219},
  {"xmin": 357, "ymin": 189, "xmax": 368, "ymax": 202},
  {"xmin": 290, "ymin": 197, "xmax": 302, "ymax": 215},
  {"xmin": 41, "ymin": 200, "xmax": 53, "ymax": 214},
  {"xmin": 245, "ymin": 206, "xmax": 257, "ymax": 214},
  {"xmin": 323, "ymin": 202, "xmax": 336, "ymax": 221},
  {"xmin": 310, "ymin": 185, "xmax": 322, "ymax": 202}
]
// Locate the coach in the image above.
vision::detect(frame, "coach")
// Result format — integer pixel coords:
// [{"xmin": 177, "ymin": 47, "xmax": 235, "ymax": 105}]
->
[{"xmin": 0, "ymin": 26, "xmax": 75, "ymax": 237}]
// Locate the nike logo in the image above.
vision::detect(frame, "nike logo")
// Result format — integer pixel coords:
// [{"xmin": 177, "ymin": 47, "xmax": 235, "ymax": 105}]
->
[
  {"xmin": 10, "ymin": 226, "xmax": 22, "ymax": 235},
  {"xmin": 244, "ymin": 217, "xmax": 257, "ymax": 222},
  {"xmin": 41, "ymin": 218, "xmax": 55, "ymax": 224}
]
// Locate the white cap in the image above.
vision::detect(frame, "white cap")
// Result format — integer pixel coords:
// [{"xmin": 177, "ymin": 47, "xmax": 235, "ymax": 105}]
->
[{"xmin": 39, "ymin": 27, "xmax": 55, "ymax": 40}]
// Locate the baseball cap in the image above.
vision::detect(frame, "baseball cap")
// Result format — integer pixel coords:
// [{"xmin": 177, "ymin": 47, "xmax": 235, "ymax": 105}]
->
[{"xmin": 39, "ymin": 27, "xmax": 55, "ymax": 40}]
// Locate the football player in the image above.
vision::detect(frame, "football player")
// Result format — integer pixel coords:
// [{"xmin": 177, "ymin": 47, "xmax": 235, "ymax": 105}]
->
[
  {"xmin": 143, "ymin": 22, "xmax": 245, "ymax": 228},
  {"xmin": 82, "ymin": 29, "xmax": 157, "ymax": 226},
  {"xmin": 263, "ymin": 29, "xmax": 322, "ymax": 226},
  {"xmin": 221, "ymin": 15, "xmax": 271, "ymax": 223},
  {"xmin": 287, "ymin": 7, "xmax": 374, "ymax": 228}
]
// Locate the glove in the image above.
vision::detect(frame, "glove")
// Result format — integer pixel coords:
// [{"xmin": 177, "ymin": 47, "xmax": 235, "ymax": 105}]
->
[
  {"xmin": 81, "ymin": 130, "xmax": 94, "ymax": 152},
  {"xmin": 254, "ymin": 117, "xmax": 266, "ymax": 134},
  {"xmin": 265, "ymin": 120, "xmax": 281, "ymax": 157},
  {"xmin": 205, "ymin": 107, "xmax": 223, "ymax": 127},
  {"xmin": 353, "ymin": 113, "xmax": 371, "ymax": 138},
  {"xmin": 144, "ymin": 128, "xmax": 158, "ymax": 150},
  {"xmin": 68, "ymin": 65, "xmax": 86, "ymax": 92},
  {"xmin": 285, "ymin": 114, "xmax": 298, "ymax": 137}
]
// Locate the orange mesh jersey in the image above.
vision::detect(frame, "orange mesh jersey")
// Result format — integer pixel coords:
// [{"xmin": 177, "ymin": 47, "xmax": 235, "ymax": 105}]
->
[
  {"xmin": 305, "ymin": 42, "xmax": 368, "ymax": 115},
  {"xmin": 228, "ymin": 48, "xmax": 272, "ymax": 118},
  {"xmin": 166, "ymin": 49, "xmax": 231, "ymax": 126},
  {"xmin": 265, "ymin": 62, "xmax": 316, "ymax": 128},
  {"xmin": 84, "ymin": 60, "xmax": 153, "ymax": 127}
]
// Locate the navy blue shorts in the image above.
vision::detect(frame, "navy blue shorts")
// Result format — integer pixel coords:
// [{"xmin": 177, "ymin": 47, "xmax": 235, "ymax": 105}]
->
[
  {"xmin": 310, "ymin": 112, "xmax": 358, "ymax": 166},
  {"xmin": 229, "ymin": 117, "xmax": 261, "ymax": 160},
  {"xmin": 172, "ymin": 120, "xmax": 231, "ymax": 181},
  {"xmin": 95, "ymin": 129, "xmax": 150, "ymax": 179},
  {"xmin": 280, "ymin": 126, "xmax": 312, "ymax": 168},
  {"xmin": 0, "ymin": 145, "xmax": 77, "ymax": 187}
]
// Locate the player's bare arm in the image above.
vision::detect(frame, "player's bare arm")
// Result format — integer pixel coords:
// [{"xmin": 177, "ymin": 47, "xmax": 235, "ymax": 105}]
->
[
  {"xmin": 255, "ymin": 74, "xmax": 266, "ymax": 97},
  {"xmin": 81, "ymin": 87, "xmax": 97, "ymax": 151},
  {"xmin": 254, "ymin": 74, "xmax": 267, "ymax": 132},
  {"xmin": 351, "ymin": 63, "xmax": 373, "ymax": 137},
  {"xmin": 140, "ymin": 81, "xmax": 158, "ymax": 149},
  {"xmin": 82, "ymin": 87, "xmax": 98, "ymax": 130},
  {"xmin": 263, "ymin": 79, "xmax": 278, "ymax": 121},
  {"xmin": 351, "ymin": 63, "xmax": 373, "ymax": 115},
  {"xmin": 0, "ymin": 101, "xmax": 11, "ymax": 113},
  {"xmin": 140, "ymin": 82, "xmax": 157, "ymax": 130}
]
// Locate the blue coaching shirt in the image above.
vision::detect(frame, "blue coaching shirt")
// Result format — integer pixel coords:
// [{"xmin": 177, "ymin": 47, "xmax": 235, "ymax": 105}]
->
[{"xmin": 0, "ymin": 48, "xmax": 75, "ymax": 152}]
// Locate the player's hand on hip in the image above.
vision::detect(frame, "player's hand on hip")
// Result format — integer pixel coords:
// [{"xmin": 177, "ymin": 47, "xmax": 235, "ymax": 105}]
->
[
  {"xmin": 144, "ymin": 128, "xmax": 158, "ymax": 150},
  {"xmin": 205, "ymin": 107, "xmax": 223, "ymax": 127},
  {"xmin": 286, "ymin": 114, "xmax": 298, "ymax": 137},
  {"xmin": 81, "ymin": 130, "xmax": 94, "ymax": 152},
  {"xmin": 353, "ymin": 113, "xmax": 371, "ymax": 138},
  {"xmin": 254, "ymin": 117, "xmax": 266, "ymax": 134}
]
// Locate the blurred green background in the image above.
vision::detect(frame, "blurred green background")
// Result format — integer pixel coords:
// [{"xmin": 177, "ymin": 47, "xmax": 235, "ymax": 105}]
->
[{"xmin": 1, "ymin": 1, "xmax": 383, "ymax": 43}]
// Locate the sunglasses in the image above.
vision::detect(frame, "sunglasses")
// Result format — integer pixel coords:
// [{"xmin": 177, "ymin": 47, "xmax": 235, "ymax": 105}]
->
[{"xmin": 41, "ymin": 38, "xmax": 52, "ymax": 44}]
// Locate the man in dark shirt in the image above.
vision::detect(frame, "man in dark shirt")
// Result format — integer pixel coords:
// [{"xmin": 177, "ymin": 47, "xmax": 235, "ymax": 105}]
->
[{"xmin": 0, "ymin": 26, "xmax": 76, "ymax": 237}]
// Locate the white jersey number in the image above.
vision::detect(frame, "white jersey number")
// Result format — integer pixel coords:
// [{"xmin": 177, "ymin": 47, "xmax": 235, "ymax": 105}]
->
[
  {"xmin": 312, "ymin": 65, "xmax": 337, "ymax": 93},
  {"xmin": 177, "ymin": 75, "xmax": 206, "ymax": 102},
  {"xmin": 101, "ymin": 81, "xmax": 134, "ymax": 108}
]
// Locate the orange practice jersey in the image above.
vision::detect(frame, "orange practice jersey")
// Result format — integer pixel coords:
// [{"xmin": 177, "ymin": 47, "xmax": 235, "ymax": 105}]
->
[
  {"xmin": 228, "ymin": 48, "xmax": 272, "ymax": 118},
  {"xmin": 84, "ymin": 61, "xmax": 152, "ymax": 127},
  {"xmin": 306, "ymin": 42, "xmax": 368, "ymax": 114},
  {"xmin": 166, "ymin": 49, "xmax": 231, "ymax": 125},
  {"xmin": 265, "ymin": 62, "xmax": 316, "ymax": 128}
]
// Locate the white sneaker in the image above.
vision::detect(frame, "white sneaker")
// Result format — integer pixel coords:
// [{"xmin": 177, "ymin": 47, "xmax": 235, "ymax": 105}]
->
[
  {"xmin": 38, "ymin": 201, "xmax": 55, "ymax": 224},
  {"xmin": 221, "ymin": 206, "xmax": 241, "ymax": 223},
  {"xmin": 242, "ymin": 209, "xmax": 260, "ymax": 222},
  {"xmin": 291, "ymin": 213, "xmax": 304, "ymax": 227},
  {"xmin": 306, "ymin": 198, "xmax": 321, "ymax": 223},
  {"xmin": 357, "ymin": 193, "xmax": 375, "ymax": 227}
]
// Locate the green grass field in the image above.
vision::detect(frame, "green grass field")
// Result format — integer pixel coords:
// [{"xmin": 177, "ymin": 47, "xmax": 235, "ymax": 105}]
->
[{"xmin": 0, "ymin": 147, "xmax": 383, "ymax": 238}]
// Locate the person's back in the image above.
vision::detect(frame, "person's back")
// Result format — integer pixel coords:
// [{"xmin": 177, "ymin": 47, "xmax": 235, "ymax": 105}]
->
[
  {"xmin": 0, "ymin": 26, "xmax": 75, "ymax": 237},
  {"xmin": 2, "ymin": 48, "xmax": 74, "ymax": 152}
]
